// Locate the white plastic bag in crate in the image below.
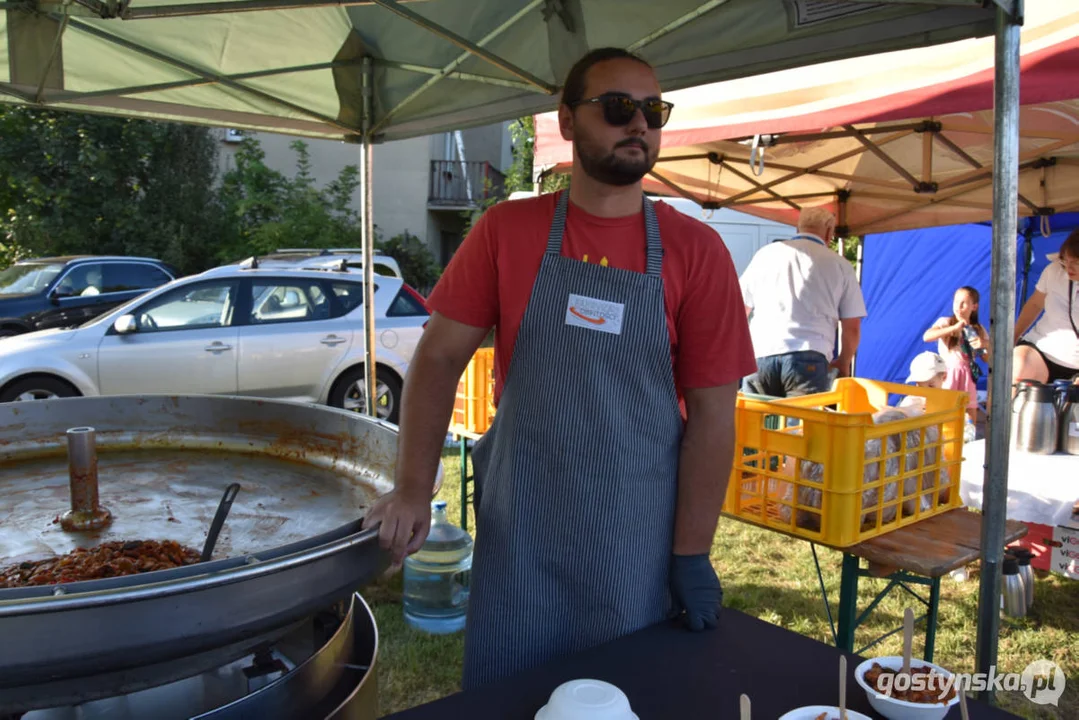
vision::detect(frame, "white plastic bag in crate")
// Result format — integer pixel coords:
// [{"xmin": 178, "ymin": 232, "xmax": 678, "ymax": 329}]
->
[{"xmin": 776, "ymin": 408, "xmax": 949, "ymax": 532}]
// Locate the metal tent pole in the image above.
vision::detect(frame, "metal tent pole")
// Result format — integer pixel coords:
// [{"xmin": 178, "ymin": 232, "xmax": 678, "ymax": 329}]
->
[
  {"xmin": 851, "ymin": 235, "xmax": 865, "ymax": 377},
  {"xmin": 976, "ymin": 2, "xmax": 1022, "ymax": 704},
  {"xmin": 360, "ymin": 56, "xmax": 378, "ymax": 418}
]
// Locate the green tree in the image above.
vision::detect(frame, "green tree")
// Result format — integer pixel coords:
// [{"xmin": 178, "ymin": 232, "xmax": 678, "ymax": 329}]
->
[
  {"xmin": 216, "ymin": 137, "xmax": 362, "ymax": 262},
  {"xmin": 462, "ymin": 116, "xmax": 570, "ymax": 235},
  {"xmin": 375, "ymin": 231, "xmax": 442, "ymax": 293},
  {"xmin": 0, "ymin": 107, "xmax": 226, "ymax": 274},
  {"xmin": 829, "ymin": 235, "xmax": 860, "ymax": 269},
  {"xmin": 506, "ymin": 116, "xmax": 571, "ymax": 196},
  {"xmin": 216, "ymin": 136, "xmax": 440, "ymax": 290}
]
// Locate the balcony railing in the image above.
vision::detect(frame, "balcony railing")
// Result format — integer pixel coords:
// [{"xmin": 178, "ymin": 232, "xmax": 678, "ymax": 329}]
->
[{"xmin": 428, "ymin": 160, "xmax": 506, "ymax": 209}]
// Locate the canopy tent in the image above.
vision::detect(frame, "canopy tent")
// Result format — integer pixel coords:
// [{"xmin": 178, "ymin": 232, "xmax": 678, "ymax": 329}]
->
[
  {"xmin": 534, "ymin": 4, "xmax": 1078, "ymax": 235},
  {"xmin": 0, "ymin": 0, "xmax": 1030, "ymax": 700},
  {"xmin": 857, "ymin": 213, "xmax": 1078, "ymax": 389},
  {"xmin": 0, "ymin": 0, "xmax": 1003, "ymax": 431},
  {"xmin": 1, "ymin": 0, "xmax": 1000, "ymax": 143}
]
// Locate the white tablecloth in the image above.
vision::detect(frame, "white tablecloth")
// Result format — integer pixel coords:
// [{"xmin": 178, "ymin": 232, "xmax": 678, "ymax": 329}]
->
[{"xmin": 959, "ymin": 439, "xmax": 1079, "ymax": 528}]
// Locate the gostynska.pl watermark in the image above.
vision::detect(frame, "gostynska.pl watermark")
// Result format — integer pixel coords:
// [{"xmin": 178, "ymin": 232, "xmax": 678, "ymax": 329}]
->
[{"xmin": 874, "ymin": 660, "xmax": 1065, "ymax": 706}]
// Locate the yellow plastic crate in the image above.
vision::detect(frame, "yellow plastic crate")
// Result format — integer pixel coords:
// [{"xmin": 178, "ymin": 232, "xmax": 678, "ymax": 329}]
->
[
  {"xmin": 723, "ymin": 378, "xmax": 967, "ymax": 547},
  {"xmin": 451, "ymin": 348, "xmax": 496, "ymax": 436}
]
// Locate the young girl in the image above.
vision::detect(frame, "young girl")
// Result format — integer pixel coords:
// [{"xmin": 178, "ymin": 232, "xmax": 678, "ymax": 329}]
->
[
  {"xmin": 922, "ymin": 286, "xmax": 991, "ymax": 423},
  {"xmin": 897, "ymin": 351, "xmax": 947, "ymax": 414}
]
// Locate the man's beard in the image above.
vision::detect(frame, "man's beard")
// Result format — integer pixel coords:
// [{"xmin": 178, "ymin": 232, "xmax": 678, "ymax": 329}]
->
[{"xmin": 575, "ymin": 136, "xmax": 656, "ymax": 187}]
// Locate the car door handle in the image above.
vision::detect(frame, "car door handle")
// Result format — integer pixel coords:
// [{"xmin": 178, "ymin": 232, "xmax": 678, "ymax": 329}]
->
[
  {"xmin": 205, "ymin": 342, "xmax": 233, "ymax": 353},
  {"xmin": 320, "ymin": 335, "xmax": 347, "ymax": 346}
]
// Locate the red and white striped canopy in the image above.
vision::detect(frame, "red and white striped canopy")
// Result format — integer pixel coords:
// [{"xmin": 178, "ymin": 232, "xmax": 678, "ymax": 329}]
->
[{"xmin": 535, "ymin": 5, "xmax": 1079, "ymax": 234}]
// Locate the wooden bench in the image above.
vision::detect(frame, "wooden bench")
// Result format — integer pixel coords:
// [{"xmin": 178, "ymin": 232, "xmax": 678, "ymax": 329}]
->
[{"xmin": 784, "ymin": 508, "xmax": 1027, "ymax": 661}]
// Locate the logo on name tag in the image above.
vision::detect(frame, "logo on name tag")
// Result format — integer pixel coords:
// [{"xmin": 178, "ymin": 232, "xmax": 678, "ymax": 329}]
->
[{"xmin": 565, "ymin": 294, "xmax": 624, "ymax": 335}]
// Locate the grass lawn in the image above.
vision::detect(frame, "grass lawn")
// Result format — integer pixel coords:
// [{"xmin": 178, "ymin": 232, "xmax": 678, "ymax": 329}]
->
[{"xmin": 367, "ymin": 448, "xmax": 1078, "ymax": 719}]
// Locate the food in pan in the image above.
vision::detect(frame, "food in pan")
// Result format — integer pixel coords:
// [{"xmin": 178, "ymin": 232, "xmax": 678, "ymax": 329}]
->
[
  {"xmin": 0, "ymin": 540, "xmax": 201, "ymax": 588},
  {"xmin": 863, "ymin": 662, "xmax": 958, "ymax": 704}
]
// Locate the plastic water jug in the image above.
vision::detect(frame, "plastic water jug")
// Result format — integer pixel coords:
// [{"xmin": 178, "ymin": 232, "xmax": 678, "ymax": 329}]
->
[{"xmin": 403, "ymin": 500, "xmax": 473, "ymax": 634}]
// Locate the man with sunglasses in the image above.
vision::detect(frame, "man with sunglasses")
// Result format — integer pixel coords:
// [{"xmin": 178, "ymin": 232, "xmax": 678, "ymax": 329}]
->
[
  {"xmin": 1013, "ymin": 229, "xmax": 1079, "ymax": 385},
  {"xmin": 363, "ymin": 47, "xmax": 755, "ymax": 689}
]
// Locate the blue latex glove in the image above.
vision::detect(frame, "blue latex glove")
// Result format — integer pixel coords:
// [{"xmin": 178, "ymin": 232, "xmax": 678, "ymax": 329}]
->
[{"xmin": 668, "ymin": 553, "xmax": 722, "ymax": 631}]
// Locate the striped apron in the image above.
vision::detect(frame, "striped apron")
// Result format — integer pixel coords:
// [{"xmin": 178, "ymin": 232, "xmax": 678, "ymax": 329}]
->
[{"xmin": 461, "ymin": 190, "xmax": 684, "ymax": 689}]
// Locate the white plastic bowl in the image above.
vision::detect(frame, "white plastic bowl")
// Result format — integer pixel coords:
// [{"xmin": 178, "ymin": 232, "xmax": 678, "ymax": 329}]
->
[
  {"xmin": 854, "ymin": 656, "xmax": 961, "ymax": 720},
  {"xmin": 534, "ymin": 679, "xmax": 639, "ymax": 720},
  {"xmin": 778, "ymin": 706, "xmax": 873, "ymax": 720}
]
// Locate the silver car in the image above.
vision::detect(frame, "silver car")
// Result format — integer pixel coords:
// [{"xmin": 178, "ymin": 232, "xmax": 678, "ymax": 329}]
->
[
  {"xmin": 232, "ymin": 249, "xmax": 404, "ymax": 279},
  {"xmin": 0, "ymin": 266, "xmax": 430, "ymax": 423}
]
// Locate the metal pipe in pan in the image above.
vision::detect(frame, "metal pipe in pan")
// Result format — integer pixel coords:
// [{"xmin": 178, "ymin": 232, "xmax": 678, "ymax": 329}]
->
[{"xmin": 60, "ymin": 426, "xmax": 113, "ymax": 532}]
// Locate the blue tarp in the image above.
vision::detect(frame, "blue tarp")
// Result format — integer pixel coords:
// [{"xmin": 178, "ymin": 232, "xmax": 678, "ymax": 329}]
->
[{"xmin": 858, "ymin": 214, "xmax": 1079, "ymax": 390}]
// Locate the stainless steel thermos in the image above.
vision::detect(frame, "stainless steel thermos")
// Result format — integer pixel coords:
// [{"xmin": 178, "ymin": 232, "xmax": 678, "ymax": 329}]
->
[
  {"xmin": 1001, "ymin": 555, "xmax": 1027, "ymax": 618},
  {"xmin": 1013, "ymin": 381, "xmax": 1060, "ymax": 454}
]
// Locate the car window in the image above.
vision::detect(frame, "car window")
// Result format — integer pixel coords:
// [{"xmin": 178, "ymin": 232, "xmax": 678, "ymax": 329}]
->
[
  {"xmin": 249, "ymin": 281, "xmax": 331, "ymax": 324},
  {"xmin": 129, "ymin": 280, "xmax": 237, "ymax": 332},
  {"xmin": 340, "ymin": 262, "xmax": 399, "ymax": 278},
  {"xmin": 329, "ymin": 281, "xmax": 375, "ymax": 316},
  {"xmin": 54, "ymin": 263, "xmax": 105, "ymax": 298},
  {"xmin": 386, "ymin": 288, "xmax": 428, "ymax": 317},
  {"xmin": 373, "ymin": 263, "xmax": 395, "ymax": 277},
  {"xmin": 0, "ymin": 263, "xmax": 64, "ymax": 296},
  {"xmin": 102, "ymin": 263, "xmax": 172, "ymax": 293}
]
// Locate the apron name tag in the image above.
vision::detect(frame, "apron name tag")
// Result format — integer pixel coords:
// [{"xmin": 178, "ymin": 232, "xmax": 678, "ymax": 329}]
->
[{"xmin": 565, "ymin": 294, "xmax": 624, "ymax": 335}]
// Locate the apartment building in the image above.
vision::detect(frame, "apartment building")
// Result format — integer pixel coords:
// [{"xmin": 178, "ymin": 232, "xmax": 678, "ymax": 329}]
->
[{"xmin": 217, "ymin": 122, "xmax": 513, "ymax": 266}]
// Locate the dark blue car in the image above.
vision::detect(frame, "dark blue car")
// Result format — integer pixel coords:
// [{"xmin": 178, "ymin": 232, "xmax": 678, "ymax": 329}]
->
[{"xmin": 0, "ymin": 256, "xmax": 177, "ymax": 338}]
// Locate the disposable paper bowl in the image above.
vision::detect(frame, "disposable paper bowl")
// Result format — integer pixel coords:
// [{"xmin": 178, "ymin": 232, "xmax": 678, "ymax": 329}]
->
[
  {"xmin": 778, "ymin": 706, "xmax": 873, "ymax": 720},
  {"xmin": 854, "ymin": 657, "xmax": 961, "ymax": 720},
  {"xmin": 534, "ymin": 679, "xmax": 639, "ymax": 720}
]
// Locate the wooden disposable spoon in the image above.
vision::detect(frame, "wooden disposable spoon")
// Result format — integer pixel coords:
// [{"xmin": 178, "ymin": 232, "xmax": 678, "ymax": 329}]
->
[
  {"xmin": 902, "ymin": 608, "xmax": 914, "ymax": 676},
  {"xmin": 839, "ymin": 655, "xmax": 848, "ymax": 720},
  {"xmin": 740, "ymin": 693, "xmax": 751, "ymax": 720}
]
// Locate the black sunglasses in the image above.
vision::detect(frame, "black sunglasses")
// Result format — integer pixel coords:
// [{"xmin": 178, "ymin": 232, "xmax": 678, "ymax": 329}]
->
[{"xmin": 572, "ymin": 93, "xmax": 674, "ymax": 129}]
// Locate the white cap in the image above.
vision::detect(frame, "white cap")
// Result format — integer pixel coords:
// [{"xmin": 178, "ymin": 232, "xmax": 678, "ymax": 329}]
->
[{"xmin": 907, "ymin": 351, "xmax": 947, "ymax": 383}]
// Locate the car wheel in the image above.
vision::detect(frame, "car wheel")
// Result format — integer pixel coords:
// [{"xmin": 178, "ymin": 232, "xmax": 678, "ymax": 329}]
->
[
  {"xmin": 330, "ymin": 366, "xmax": 401, "ymax": 425},
  {"xmin": 0, "ymin": 376, "xmax": 81, "ymax": 403}
]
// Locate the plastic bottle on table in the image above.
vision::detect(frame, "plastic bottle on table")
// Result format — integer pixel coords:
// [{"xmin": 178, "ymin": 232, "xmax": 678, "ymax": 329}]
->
[
  {"xmin": 963, "ymin": 419, "xmax": 977, "ymax": 444},
  {"xmin": 403, "ymin": 500, "xmax": 473, "ymax": 634}
]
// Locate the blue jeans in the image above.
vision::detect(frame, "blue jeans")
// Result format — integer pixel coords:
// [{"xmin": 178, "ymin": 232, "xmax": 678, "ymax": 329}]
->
[{"xmin": 744, "ymin": 351, "xmax": 831, "ymax": 398}]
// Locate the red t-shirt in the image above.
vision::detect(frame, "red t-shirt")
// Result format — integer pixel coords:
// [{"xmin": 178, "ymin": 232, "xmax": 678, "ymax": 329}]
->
[{"xmin": 428, "ymin": 191, "xmax": 757, "ymax": 408}]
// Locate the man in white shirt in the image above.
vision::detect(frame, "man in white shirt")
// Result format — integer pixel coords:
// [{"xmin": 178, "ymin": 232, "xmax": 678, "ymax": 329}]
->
[
  {"xmin": 739, "ymin": 207, "xmax": 867, "ymax": 397},
  {"xmin": 1013, "ymin": 230, "xmax": 1079, "ymax": 384}
]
